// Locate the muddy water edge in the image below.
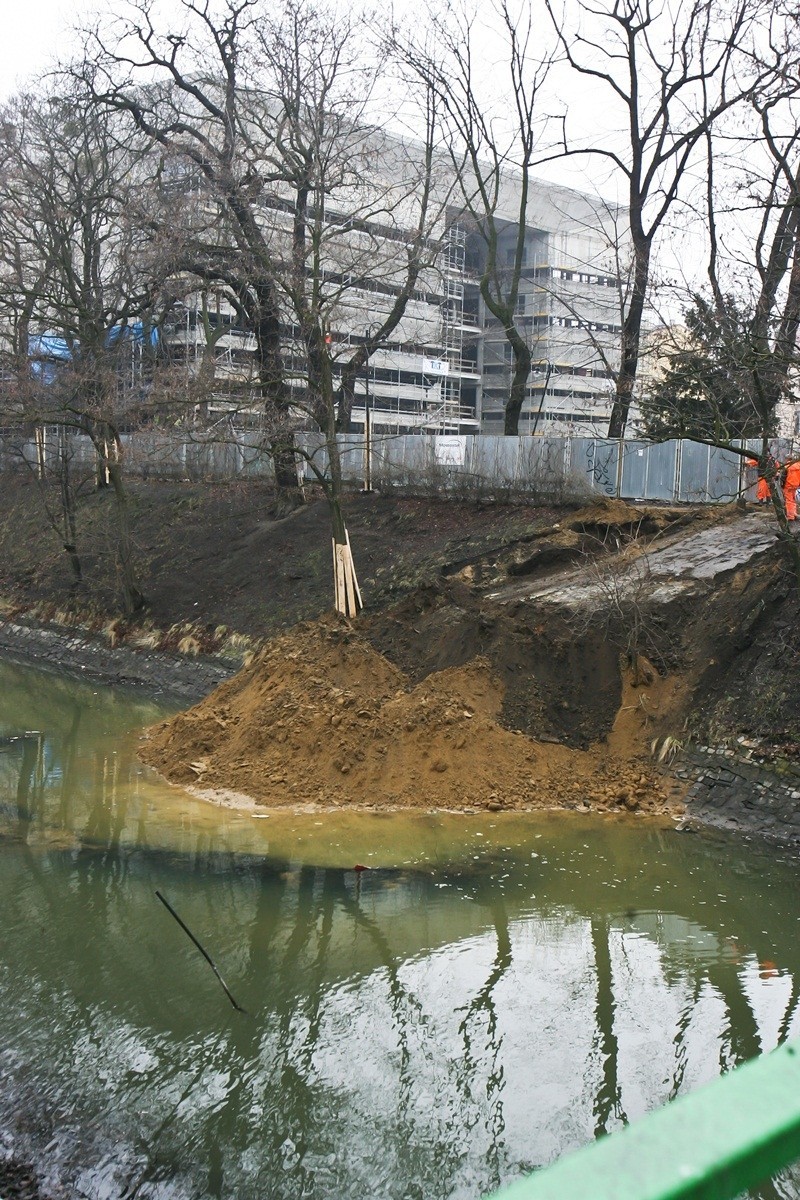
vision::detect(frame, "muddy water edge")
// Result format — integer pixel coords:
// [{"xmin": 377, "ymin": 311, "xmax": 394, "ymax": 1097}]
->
[{"xmin": 1, "ymin": 656, "xmax": 799, "ymax": 1200}]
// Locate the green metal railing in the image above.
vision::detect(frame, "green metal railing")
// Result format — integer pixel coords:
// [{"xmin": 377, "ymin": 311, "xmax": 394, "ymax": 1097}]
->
[{"xmin": 487, "ymin": 1040, "xmax": 800, "ymax": 1200}]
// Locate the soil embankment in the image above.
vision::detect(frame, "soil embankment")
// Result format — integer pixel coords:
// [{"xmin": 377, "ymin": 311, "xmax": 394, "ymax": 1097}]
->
[
  {"xmin": 140, "ymin": 616, "xmax": 679, "ymax": 814},
  {"xmin": 2, "ymin": 478, "xmax": 798, "ymax": 819},
  {"xmin": 141, "ymin": 499, "xmax": 796, "ymax": 817},
  {"xmin": 0, "ymin": 476, "xmax": 561, "ymax": 637}
]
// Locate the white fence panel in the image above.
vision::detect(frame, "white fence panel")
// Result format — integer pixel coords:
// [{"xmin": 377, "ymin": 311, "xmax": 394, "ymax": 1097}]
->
[
  {"xmin": 5, "ymin": 426, "xmax": 793, "ymax": 505},
  {"xmin": 571, "ymin": 438, "xmax": 619, "ymax": 498}
]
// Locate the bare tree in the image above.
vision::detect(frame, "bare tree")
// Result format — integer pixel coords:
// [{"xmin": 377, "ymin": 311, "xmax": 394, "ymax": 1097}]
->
[
  {"xmin": 0, "ymin": 80, "xmax": 168, "ymax": 613},
  {"xmin": 639, "ymin": 46, "xmax": 800, "ymax": 582},
  {"xmin": 545, "ymin": 0, "xmax": 769, "ymax": 438},
  {"xmin": 248, "ymin": 0, "xmax": 448, "ymax": 612},
  {"xmin": 83, "ymin": 0, "xmax": 303, "ymax": 501},
  {"xmin": 397, "ymin": 0, "xmax": 555, "ymax": 435},
  {"xmin": 85, "ymin": 0, "xmax": 448, "ymax": 615}
]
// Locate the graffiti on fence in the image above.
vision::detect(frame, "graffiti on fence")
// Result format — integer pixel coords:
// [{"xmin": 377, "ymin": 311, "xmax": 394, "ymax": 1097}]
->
[{"xmin": 585, "ymin": 441, "xmax": 617, "ymax": 497}]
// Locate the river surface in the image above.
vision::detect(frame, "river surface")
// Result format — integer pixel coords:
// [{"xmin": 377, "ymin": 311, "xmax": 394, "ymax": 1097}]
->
[{"xmin": 1, "ymin": 657, "xmax": 799, "ymax": 1200}]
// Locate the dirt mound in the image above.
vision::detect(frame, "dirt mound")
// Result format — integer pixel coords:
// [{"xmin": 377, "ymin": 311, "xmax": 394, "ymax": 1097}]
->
[{"xmin": 141, "ymin": 616, "xmax": 684, "ymax": 815}]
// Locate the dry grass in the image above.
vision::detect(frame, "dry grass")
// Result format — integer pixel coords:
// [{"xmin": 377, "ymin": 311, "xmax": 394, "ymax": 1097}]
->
[{"xmin": 0, "ymin": 594, "xmax": 259, "ymax": 663}]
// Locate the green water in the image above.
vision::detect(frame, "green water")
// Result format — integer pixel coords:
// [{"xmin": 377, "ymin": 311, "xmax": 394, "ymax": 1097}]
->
[{"xmin": 1, "ymin": 657, "xmax": 799, "ymax": 1200}]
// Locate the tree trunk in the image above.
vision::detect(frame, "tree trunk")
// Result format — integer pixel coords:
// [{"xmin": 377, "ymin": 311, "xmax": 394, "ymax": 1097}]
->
[
  {"xmin": 336, "ymin": 371, "xmax": 358, "ymax": 433},
  {"xmin": 250, "ymin": 277, "xmax": 304, "ymax": 508},
  {"xmin": 107, "ymin": 457, "xmax": 146, "ymax": 615},
  {"xmin": 504, "ymin": 337, "xmax": 533, "ymax": 435},
  {"xmin": 268, "ymin": 433, "xmax": 304, "ymax": 513},
  {"xmin": 90, "ymin": 423, "xmax": 145, "ymax": 615},
  {"xmin": 608, "ymin": 232, "xmax": 651, "ymax": 440},
  {"xmin": 58, "ymin": 433, "xmax": 82, "ymax": 588}
]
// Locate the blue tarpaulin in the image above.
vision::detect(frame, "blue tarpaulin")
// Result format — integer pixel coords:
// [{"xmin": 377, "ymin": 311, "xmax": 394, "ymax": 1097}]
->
[{"xmin": 28, "ymin": 323, "xmax": 159, "ymax": 383}]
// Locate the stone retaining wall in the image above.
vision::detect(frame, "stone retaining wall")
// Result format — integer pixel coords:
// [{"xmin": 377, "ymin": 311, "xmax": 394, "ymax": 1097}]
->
[{"xmin": 679, "ymin": 748, "xmax": 800, "ymax": 847}]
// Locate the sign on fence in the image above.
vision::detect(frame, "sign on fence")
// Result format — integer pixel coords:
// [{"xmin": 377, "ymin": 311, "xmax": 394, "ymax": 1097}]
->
[{"xmin": 434, "ymin": 436, "xmax": 467, "ymax": 466}]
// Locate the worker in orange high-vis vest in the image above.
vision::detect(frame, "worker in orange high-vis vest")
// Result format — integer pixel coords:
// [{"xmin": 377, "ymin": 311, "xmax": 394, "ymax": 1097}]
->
[
  {"xmin": 747, "ymin": 458, "xmax": 772, "ymax": 503},
  {"xmin": 783, "ymin": 457, "xmax": 800, "ymax": 521}
]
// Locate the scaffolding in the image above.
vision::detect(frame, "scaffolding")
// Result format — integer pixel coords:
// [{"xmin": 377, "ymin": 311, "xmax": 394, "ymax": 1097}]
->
[
  {"xmin": 436, "ymin": 223, "xmax": 467, "ymax": 430},
  {"xmin": 177, "ymin": 253, "xmax": 482, "ymax": 433}
]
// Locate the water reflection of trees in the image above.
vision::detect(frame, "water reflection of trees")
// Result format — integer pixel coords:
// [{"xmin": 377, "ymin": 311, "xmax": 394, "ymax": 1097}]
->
[
  {"xmin": 667, "ymin": 977, "xmax": 703, "ymax": 1103},
  {"xmin": 591, "ymin": 916, "xmax": 627, "ymax": 1137},
  {"xmin": 2, "ymin": 719, "xmax": 140, "ymax": 855},
  {"xmin": 4, "ymin": 724, "xmax": 800, "ymax": 1197},
  {"xmin": 454, "ymin": 890, "xmax": 512, "ymax": 1193},
  {"xmin": 13, "ymin": 733, "xmax": 41, "ymax": 836}
]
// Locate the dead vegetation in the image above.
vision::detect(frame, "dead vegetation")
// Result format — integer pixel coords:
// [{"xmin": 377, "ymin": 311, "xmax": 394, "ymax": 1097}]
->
[{"xmin": 0, "ymin": 598, "xmax": 260, "ymax": 663}]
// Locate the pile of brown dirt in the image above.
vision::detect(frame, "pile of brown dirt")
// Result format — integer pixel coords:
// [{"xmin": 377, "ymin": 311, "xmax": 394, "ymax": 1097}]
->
[{"xmin": 140, "ymin": 616, "xmax": 684, "ymax": 816}]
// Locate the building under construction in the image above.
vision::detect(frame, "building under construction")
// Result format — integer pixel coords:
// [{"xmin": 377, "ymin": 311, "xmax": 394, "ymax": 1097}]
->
[{"xmin": 163, "ymin": 152, "xmax": 624, "ymax": 440}]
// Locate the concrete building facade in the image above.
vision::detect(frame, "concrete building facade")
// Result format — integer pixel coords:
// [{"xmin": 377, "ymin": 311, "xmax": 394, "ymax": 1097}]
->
[
  {"xmin": 470, "ymin": 177, "xmax": 623, "ymax": 436},
  {"xmin": 164, "ymin": 145, "xmax": 624, "ymax": 439}
]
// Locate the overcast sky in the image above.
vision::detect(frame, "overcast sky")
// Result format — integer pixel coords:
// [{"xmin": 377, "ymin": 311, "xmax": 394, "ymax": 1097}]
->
[
  {"xmin": 0, "ymin": 0, "xmax": 706, "ymax": 307},
  {"xmin": 0, "ymin": 2, "xmax": 82, "ymax": 95}
]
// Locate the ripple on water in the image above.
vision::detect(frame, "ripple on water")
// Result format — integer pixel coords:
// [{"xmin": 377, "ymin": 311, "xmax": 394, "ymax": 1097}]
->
[{"xmin": 1, "ymin": 658, "xmax": 800, "ymax": 1198}]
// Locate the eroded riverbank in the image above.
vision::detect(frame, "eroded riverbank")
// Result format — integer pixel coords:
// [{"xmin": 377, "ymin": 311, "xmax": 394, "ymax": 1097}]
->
[
  {"xmin": 0, "ymin": 617, "xmax": 236, "ymax": 703},
  {"xmin": 1, "ymin": 495, "xmax": 799, "ymax": 845},
  {"xmin": 139, "ymin": 614, "xmax": 687, "ymax": 819}
]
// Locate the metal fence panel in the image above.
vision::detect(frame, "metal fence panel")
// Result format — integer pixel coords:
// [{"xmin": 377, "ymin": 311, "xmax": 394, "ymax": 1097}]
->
[
  {"xmin": 397, "ymin": 434, "xmax": 429, "ymax": 485},
  {"xmin": 381, "ymin": 434, "xmax": 430, "ymax": 487},
  {"xmin": 677, "ymin": 440, "xmax": 711, "ymax": 502},
  {"xmin": 571, "ymin": 438, "xmax": 619, "ymax": 498},
  {"xmin": 5, "ymin": 428, "xmax": 784, "ymax": 505},
  {"xmin": 336, "ymin": 434, "xmax": 365, "ymax": 483},
  {"xmin": 493, "ymin": 435, "xmax": 521, "ymax": 486},
  {"xmin": 619, "ymin": 440, "xmax": 648, "ymax": 499},
  {"xmin": 123, "ymin": 432, "xmax": 185, "ymax": 479},
  {"xmin": 370, "ymin": 433, "xmax": 403, "ymax": 485},
  {"xmin": 619, "ymin": 440, "xmax": 678, "ymax": 501},
  {"xmin": 298, "ymin": 432, "xmax": 327, "ymax": 482},
  {"xmin": 238, "ymin": 434, "xmax": 272, "ymax": 480},
  {"xmin": 708, "ymin": 445, "xmax": 742, "ymax": 501},
  {"xmin": 517, "ymin": 437, "xmax": 571, "ymax": 499},
  {"xmin": 646, "ymin": 440, "xmax": 680, "ymax": 501},
  {"xmin": 471, "ymin": 436, "xmax": 518, "ymax": 489}
]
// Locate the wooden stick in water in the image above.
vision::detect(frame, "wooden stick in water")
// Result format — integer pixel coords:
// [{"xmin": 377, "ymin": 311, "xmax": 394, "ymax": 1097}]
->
[{"xmin": 155, "ymin": 890, "xmax": 247, "ymax": 1015}]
